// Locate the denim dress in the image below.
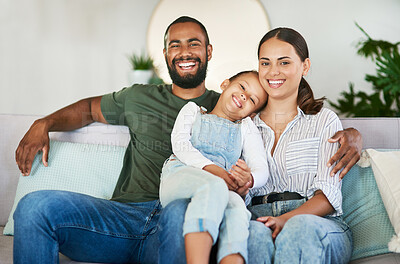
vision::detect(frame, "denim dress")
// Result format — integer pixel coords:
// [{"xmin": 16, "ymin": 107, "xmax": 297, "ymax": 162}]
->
[{"xmin": 160, "ymin": 111, "xmax": 251, "ymax": 263}]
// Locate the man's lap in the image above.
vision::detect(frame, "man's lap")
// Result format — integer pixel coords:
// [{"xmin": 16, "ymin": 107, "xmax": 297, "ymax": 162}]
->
[{"xmin": 14, "ymin": 190, "xmax": 161, "ymax": 263}]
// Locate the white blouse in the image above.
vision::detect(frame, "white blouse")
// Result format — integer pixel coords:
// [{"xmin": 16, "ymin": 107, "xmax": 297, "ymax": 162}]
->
[{"xmin": 249, "ymin": 107, "xmax": 343, "ymax": 216}]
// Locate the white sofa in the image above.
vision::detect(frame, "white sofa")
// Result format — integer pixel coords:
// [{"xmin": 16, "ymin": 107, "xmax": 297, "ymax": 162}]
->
[{"xmin": 1, "ymin": 114, "xmax": 399, "ymax": 264}]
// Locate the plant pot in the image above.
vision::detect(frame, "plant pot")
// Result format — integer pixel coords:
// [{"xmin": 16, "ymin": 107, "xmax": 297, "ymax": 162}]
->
[{"xmin": 128, "ymin": 70, "xmax": 153, "ymax": 85}]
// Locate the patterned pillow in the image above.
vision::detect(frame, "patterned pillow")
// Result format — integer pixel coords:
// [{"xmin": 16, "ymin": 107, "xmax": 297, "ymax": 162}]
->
[
  {"xmin": 342, "ymin": 163, "xmax": 395, "ymax": 260},
  {"xmin": 3, "ymin": 140, "xmax": 125, "ymax": 235}
]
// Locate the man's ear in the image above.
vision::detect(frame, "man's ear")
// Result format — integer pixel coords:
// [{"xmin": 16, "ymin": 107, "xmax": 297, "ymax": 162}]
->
[
  {"xmin": 250, "ymin": 112, "xmax": 258, "ymax": 119},
  {"xmin": 207, "ymin": 44, "xmax": 213, "ymax": 61},
  {"xmin": 220, "ymin": 79, "xmax": 230, "ymax": 91},
  {"xmin": 163, "ymin": 48, "xmax": 166, "ymax": 57}
]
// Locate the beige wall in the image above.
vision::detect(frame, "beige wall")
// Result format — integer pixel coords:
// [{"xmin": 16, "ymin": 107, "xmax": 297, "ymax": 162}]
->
[{"xmin": 1, "ymin": 0, "xmax": 400, "ymax": 115}]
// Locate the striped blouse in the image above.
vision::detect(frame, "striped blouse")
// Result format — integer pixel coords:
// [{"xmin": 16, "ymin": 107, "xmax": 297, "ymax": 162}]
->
[{"xmin": 248, "ymin": 107, "xmax": 343, "ymax": 216}]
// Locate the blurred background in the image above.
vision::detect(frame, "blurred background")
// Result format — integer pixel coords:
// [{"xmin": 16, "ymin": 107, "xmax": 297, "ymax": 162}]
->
[{"xmin": 1, "ymin": 0, "xmax": 399, "ymax": 116}]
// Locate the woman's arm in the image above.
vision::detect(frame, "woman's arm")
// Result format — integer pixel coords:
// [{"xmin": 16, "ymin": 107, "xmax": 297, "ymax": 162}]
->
[{"xmin": 257, "ymin": 190, "xmax": 333, "ymax": 239}]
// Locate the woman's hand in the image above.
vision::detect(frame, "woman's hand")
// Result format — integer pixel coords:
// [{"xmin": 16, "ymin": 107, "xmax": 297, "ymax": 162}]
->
[
  {"xmin": 229, "ymin": 159, "xmax": 253, "ymax": 187},
  {"xmin": 257, "ymin": 215, "xmax": 288, "ymax": 239},
  {"xmin": 327, "ymin": 127, "xmax": 362, "ymax": 179}
]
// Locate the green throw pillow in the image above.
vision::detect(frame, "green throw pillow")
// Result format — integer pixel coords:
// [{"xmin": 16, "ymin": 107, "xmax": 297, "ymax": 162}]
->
[
  {"xmin": 3, "ymin": 140, "xmax": 126, "ymax": 235},
  {"xmin": 342, "ymin": 163, "xmax": 395, "ymax": 260}
]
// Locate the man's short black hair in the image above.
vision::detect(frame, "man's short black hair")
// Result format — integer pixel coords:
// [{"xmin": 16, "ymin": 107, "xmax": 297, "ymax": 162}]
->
[{"xmin": 163, "ymin": 16, "xmax": 210, "ymax": 49}]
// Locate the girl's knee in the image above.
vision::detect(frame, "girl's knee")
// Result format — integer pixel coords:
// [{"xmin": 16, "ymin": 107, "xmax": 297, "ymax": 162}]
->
[{"xmin": 248, "ymin": 221, "xmax": 274, "ymax": 262}]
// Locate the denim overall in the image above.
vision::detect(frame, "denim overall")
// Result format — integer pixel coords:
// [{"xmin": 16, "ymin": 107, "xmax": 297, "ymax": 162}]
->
[{"xmin": 160, "ymin": 112, "xmax": 251, "ymax": 263}]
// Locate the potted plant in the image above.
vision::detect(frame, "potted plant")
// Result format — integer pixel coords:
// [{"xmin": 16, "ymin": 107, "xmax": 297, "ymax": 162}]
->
[
  {"xmin": 329, "ymin": 23, "xmax": 400, "ymax": 117},
  {"xmin": 127, "ymin": 51, "xmax": 154, "ymax": 85}
]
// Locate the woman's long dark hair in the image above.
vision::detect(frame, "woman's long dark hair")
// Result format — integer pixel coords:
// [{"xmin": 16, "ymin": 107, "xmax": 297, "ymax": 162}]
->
[{"xmin": 258, "ymin": 28, "xmax": 325, "ymax": 115}]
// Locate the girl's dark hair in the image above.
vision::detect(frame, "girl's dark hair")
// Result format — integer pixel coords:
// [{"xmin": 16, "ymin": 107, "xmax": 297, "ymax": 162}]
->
[
  {"xmin": 258, "ymin": 28, "xmax": 325, "ymax": 115},
  {"xmin": 229, "ymin": 70, "xmax": 258, "ymax": 82}
]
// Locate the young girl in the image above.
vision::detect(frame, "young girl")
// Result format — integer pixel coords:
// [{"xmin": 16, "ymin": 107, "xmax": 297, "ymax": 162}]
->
[
  {"xmin": 160, "ymin": 70, "xmax": 270, "ymax": 264},
  {"xmin": 247, "ymin": 28, "xmax": 353, "ymax": 263}
]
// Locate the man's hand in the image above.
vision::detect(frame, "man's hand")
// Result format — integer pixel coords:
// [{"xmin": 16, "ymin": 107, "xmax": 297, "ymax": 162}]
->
[
  {"xmin": 15, "ymin": 119, "xmax": 50, "ymax": 176},
  {"xmin": 203, "ymin": 164, "xmax": 238, "ymax": 191},
  {"xmin": 327, "ymin": 127, "xmax": 362, "ymax": 179},
  {"xmin": 229, "ymin": 159, "xmax": 253, "ymax": 187}
]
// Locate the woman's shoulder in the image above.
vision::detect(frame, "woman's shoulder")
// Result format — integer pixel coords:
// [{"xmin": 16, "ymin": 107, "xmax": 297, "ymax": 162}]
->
[
  {"xmin": 311, "ymin": 108, "xmax": 341, "ymax": 128},
  {"xmin": 303, "ymin": 108, "xmax": 340, "ymax": 126}
]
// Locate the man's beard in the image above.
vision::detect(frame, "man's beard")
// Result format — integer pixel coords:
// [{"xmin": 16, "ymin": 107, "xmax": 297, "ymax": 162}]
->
[{"xmin": 166, "ymin": 56, "xmax": 208, "ymax": 89}]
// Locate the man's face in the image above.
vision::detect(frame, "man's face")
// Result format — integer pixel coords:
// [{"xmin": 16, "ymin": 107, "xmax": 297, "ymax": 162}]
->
[{"xmin": 163, "ymin": 22, "xmax": 212, "ymax": 89}]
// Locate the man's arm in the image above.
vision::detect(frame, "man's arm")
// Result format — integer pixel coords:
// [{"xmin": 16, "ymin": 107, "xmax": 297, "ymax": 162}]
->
[
  {"xmin": 327, "ymin": 127, "xmax": 363, "ymax": 179},
  {"xmin": 15, "ymin": 96, "xmax": 106, "ymax": 176}
]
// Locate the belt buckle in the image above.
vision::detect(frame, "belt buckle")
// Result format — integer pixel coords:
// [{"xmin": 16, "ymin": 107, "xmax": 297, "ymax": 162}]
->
[{"xmin": 264, "ymin": 192, "xmax": 277, "ymax": 203}]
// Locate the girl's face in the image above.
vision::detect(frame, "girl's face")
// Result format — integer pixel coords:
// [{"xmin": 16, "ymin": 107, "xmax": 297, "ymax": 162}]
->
[
  {"xmin": 218, "ymin": 73, "xmax": 268, "ymax": 121},
  {"xmin": 258, "ymin": 37, "xmax": 310, "ymax": 101}
]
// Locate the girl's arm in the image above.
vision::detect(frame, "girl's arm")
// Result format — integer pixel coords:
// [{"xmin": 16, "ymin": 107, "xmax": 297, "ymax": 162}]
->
[
  {"xmin": 171, "ymin": 102, "xmax": 214, "ymax": 169},
  {"xmin": 234, "ymin": 117, "xmax": 270, "ymax": 189},
  {"xmin": 171, "ymin": 102, "xmax": 238, "ymax": 190}
]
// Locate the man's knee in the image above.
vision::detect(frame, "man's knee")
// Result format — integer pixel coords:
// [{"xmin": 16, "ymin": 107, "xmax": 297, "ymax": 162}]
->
[{"xmin": 14, "ymin": 190, "xmax": 73, "ymax": 226}]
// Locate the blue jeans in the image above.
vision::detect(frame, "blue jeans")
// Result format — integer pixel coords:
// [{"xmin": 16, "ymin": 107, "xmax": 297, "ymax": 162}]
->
[
  {"xmin": 159, "ymin": 199, "xmax": 274, "ymax": 264},
  {"xmin": 247, "ymin": 199, "xmax": 353, "ymax": 264},
  {"xmin": 13, "ymin": 190, "xmax": 161, "ymax": 264},
  {"xmin": 160, "ymin": 157, "xmax": 251, "ymax": 262}
]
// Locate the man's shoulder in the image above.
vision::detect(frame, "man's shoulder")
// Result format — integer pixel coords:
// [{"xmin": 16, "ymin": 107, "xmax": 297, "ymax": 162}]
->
[
  {"xmin": 206, "ymin": 89, "xmax": 221, "ymax": 99},
  {"xmin": 128, "ymin": 83, "xmax": 172, "ymax": 94}
]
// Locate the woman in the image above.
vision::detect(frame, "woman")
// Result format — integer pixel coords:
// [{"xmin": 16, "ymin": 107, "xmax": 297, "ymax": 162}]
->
[{"xmin": 247, "ymin": 28, "xmax": 353, "ymax": 263}]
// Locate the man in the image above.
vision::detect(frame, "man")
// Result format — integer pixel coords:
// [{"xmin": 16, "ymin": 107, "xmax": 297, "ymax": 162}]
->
[{"xmin": 14, "ymin": 16, "xmax": 362, "ymax": 263}]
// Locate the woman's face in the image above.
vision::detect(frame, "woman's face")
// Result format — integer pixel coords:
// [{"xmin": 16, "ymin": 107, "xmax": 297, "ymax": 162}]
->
[{"xmin": 258, "ymin": 37, "xmax": 310, "ymax": 101}]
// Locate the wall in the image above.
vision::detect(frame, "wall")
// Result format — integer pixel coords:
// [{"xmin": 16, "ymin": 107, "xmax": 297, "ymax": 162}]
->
[{"xmin": 1, "ymin": 0, "xmax": 399, "ymax": 115}]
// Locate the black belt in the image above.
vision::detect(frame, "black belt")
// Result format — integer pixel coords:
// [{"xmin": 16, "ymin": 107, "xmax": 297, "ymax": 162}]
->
[{"xmin": 251, "ymin": 191, "xmax": 305, "ymax": 206}]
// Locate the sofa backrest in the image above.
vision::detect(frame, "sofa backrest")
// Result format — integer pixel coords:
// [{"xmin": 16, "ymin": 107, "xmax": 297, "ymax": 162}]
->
[
  {"xmin": 0, "ymin": 114, "xmax": 399, "ymax": 225},
  {"xmin": 341, "ymin": 118, "xmax": 400, "ymax": 149}
]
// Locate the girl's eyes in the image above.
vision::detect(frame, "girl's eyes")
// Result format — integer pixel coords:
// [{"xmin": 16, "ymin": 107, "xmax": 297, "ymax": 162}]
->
[
  {"xmin": 250, "ymin": 98, "xmax": 255, "ymax": 104},
  {"xmin": 240, "ymin": 84, "xmax": 245, "ymax": 91}
]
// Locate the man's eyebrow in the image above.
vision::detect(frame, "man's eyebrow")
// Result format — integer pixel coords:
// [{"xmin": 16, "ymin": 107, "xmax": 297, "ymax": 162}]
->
[
  {"xmin": 168, "ymin": 40, "xmax": 181, "ymax": 46},
  {"xmin": 188, "ymin": 38, "xmax": 202, "ymax": 43}
]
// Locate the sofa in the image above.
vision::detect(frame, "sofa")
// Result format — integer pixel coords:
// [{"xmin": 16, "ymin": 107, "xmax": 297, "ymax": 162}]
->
[{"xmin": 1, "ymin": 113, "xmax": 399, "ymax": 264}]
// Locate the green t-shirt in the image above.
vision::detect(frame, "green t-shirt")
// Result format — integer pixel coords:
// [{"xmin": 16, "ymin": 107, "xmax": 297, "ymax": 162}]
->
[{"xmin": 101, "ymin": 84, "xmax": 220, "ymax": 203}]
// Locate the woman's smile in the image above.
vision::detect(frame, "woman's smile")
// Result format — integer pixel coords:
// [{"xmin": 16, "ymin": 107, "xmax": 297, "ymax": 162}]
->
[{"xmin": 268, "ymin": 79, "xmax": 285, "ymax": 88}]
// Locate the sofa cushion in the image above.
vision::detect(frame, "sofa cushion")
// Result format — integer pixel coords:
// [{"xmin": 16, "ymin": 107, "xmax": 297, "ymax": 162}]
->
[
  {"xmin": 365, "ymin": 149, "xmax": 400, "ymax": 253},
  {"xmin": 342, "ymin": 163, "xmax": 395, "ymax": 260},
  {"xmin": 3, "ymin": 140, "xmax": 126, "ymax": 235}
]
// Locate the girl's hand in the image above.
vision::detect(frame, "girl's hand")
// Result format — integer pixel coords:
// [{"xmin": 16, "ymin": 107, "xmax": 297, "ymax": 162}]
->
[
  {"xmin": 203, "ymin": 164, "xmax": 238, "ymax": 190},
  {"xmin": 229, "ymin": 159, "xmax": 253, "ymax": 187},
  {"xmin": 257, "ymin": 215, "xmax": 288, "ymax": 239}
]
